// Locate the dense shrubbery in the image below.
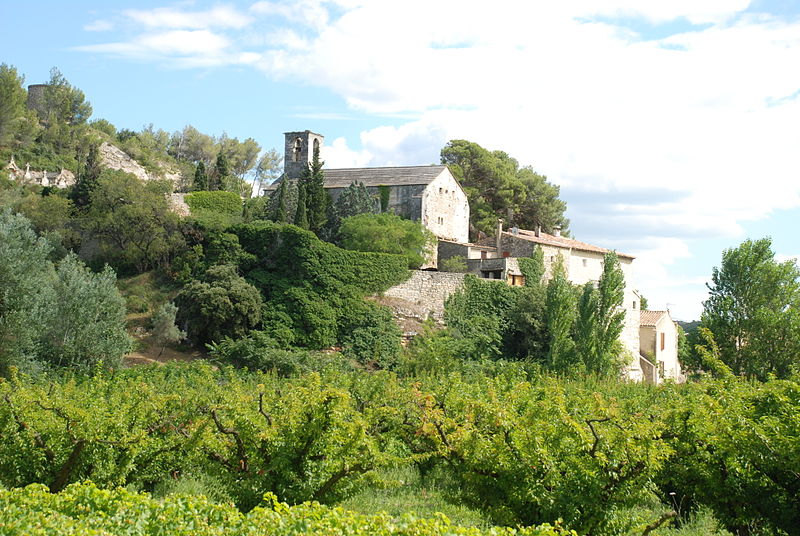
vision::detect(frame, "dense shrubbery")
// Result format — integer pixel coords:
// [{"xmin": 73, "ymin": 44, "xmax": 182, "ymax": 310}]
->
[
  {"xmin": 230, "ymin": 221, "xmax": 409, "ymax": 352},
  {"xmin": 0, "ymin": 482, "xmax": 574, "ymax": 536},
  {"xmin": 184, "ymin": 190, "xmax": 244, "ymax": 228}
]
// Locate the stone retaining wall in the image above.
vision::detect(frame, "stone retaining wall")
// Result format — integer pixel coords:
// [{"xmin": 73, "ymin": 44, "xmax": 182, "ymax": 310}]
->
[{"xmin": 381, "ymin": 270, "xmax": 466, "ymax": 323}]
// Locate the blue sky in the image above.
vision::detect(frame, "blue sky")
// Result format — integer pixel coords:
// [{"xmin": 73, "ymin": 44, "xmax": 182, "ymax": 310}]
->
[{"xmin": 3, "ymin": 0, "xmax": 800, "ymax": 320}]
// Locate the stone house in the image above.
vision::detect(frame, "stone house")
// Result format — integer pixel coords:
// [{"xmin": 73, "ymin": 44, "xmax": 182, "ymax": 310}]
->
[
  {"xmin": 639, "ymin": 310, "xmax": 682, "ymax": 384},
  {"xmin": 262, "ymin": 131, "xmax": 470, "ymax": 245}
]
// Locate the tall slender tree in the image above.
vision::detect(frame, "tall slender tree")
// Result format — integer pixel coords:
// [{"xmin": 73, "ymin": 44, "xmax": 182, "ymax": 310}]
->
[
  {"xmin": 301, "ymin": 144, "xmax": 328, "ymax": 235},
  {"xmin": 193, "ymin": 161, "xmax": 208, "ymax": 191},
  {"xmin": 294, "ymin": 181, "xmax": 308, "ymax": 229}
]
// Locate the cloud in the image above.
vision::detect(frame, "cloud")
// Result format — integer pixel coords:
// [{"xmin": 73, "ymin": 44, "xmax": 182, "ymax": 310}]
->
[
  {"xmin": 123, "ymin": 5, "xmax": 252, "ymax": 29},
  {"xmin": 84, "ymin": 19, "xmax": 114, "ymax": 32}
]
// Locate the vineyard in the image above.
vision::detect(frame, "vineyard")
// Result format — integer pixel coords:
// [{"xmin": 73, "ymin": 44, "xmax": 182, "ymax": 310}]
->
[{"xmin": 1, "ymin": 362, "xmax": 797, "ymax": 535}]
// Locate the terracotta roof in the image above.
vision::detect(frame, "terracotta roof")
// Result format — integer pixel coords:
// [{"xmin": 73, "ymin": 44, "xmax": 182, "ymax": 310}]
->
[
  {"xmin": 640, "ymin": 310, "xmax": 670, "ymax": 327},
  {"xmin": 481, "ymin": 229, "xmax": 635, "ymax": 259}
]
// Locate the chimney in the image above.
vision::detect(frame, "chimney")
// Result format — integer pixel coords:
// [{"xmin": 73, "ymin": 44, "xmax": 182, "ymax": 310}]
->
[
  {"xmin": 535, "ymin": 225, "xmax": 541, "ymax": 237},
  {"xmin": 496, "ymin": 218, "xmax": 503, "ymax": 252},
  {"xmin": 553, "ymin": 225, "xmax": 561, "ymax": 237}
]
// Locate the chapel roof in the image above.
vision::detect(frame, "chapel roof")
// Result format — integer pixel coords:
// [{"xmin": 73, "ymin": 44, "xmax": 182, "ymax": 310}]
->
[
  {"xmin": 494, "ymin": 229, "xmax": 635, "ymax": 260},
  {"xmin": 640, "ymin": 310, "xmax": 671, "ymax": 327},
  {"xmin": 321, "ymin": 165, "xmax": 449, "ymax": 188}
]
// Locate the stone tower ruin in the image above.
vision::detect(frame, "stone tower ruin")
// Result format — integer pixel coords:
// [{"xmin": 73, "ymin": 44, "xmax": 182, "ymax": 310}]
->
[{"xmin": 283, "ymin": 130, "xmax": 324, "ymax": 179}]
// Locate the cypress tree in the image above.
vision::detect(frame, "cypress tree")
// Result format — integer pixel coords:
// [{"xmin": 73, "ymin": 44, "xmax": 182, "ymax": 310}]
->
[
  {"xmin": 294, "ymin": 181, "xmax": 308, "ymax": 229},
  {"xmin": 212, "ymin": 152, "xmax": 229, "ymax": 191},
  {"xmin": 276, "ymin": 179, "xmax": 288, "ymax": 223},
  {"xmin": 193, "ymin": 161, "xmax": 208, "ymax": 191},
  {"xmin": 302, "ymin": 145, "xmax": 328, "ymax": 234},
  {"xmin": 71, "ymin": 143, "xmax": 102, "ymax": 208}
]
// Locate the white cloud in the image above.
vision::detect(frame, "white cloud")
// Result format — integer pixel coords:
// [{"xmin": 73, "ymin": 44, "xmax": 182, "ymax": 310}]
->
[
  {"xmin": 123, "ymin": 5, "xmax": 252, "ymax": 29},
  {"xmin": 84, "ymin": 19, "xmax": 114, "ymax": 32}
]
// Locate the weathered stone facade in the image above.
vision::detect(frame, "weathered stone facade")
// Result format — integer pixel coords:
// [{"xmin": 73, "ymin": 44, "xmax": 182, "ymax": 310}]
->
[{"xmin": 283, "ymin": 130, "xmax": 325, "ymax": 180}]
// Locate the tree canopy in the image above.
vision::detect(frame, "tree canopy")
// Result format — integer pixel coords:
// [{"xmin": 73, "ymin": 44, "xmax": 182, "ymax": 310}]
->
[
  {"xmin": 701, "ymin": 237, "xmax": 800, "ymax": 379},
  {"xmin": 339, "ymin": 213, "xmax": 435, "ymax": 269},
  {"xmin": 441, "ymin": 139, "xmax": 568, "ymax": 238}
]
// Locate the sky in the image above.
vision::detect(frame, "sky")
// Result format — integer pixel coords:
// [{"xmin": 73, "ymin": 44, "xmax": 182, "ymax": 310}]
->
[{"xmin": 3, "ymin": 0, "xmax": 800, "ymax": 321}]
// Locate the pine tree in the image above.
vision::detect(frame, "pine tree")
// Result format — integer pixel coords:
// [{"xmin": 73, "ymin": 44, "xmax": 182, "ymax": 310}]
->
[{"xmin": 193, "ymin": 161, "xmax": 208, "ymax": 190}]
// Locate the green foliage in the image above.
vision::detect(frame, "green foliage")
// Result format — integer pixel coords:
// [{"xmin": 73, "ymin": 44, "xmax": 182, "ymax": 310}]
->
[
  {"xmin": 518, "ymin": 247, "xmax": 545, "ymax": 286},
  {"xmin": 184, "ymin": 190, "xmax": 243, "ymax": 224},
  {"xmin": 40, "ymin": 254, "xmax": 132, "ymax": 369},
  {"xmin": 231, "ymin": 222, "xmax": 409, "ymax": 352},
  {"xmin": 193, "ymin": 160, "xmax": 208, "ymax": 190},
  {"xmin": 0, "ymin": 210, "xmax": 56, "ymax": 375},
  {"xmin": 573, "ymin": 252, "xmax": 626, "ymax": 376},
  {"xmin": 441, "ymin": 255, "xmax": 468, "ymax": 273},
  {"xmin": 327, "ymin": 181, "xmax": 376, "ymax": 239},
  {"xmin": 441, "ymin": 140, "xmax": 568, "ymax": 238},
  {"xmin": 0, "ymin": 481, "xmax": 573, "ymax": 535},
  {"xmin": 659, "ymin": 377, "xmax": 800, "ymax": 536},
  {"xmin": 379, "ymin": 184, "xmax": 391, "ymax": 212},
  {"xmin": 0, "ymin": 64, "xmax": 40, "ymax": 154},
  {"xmin": 415, "ymin": 375, "xmax": 673, "ymax": 534},
  {"xmin": 208, "ymin": 331, "xmax": 345, "ymax": 376},
  {"xmin": 175, "ymin": 264, "xmax": 263, "ymax": 345},
  {"xmin": 83, "ymin": 170, "xmax": 185, "ymax": 273},
  {"xmin": 339, "ymin": 300, "xmax": 403, "ymax": 368},
  {"xmin": 340, "ymin": 212, "xmax": 436, "ymax": 269},
  {"xmin": 301, "ymin": 143, "xmax": 329, "ymax": 234},
  {"xmin": 294, "ymin": 181, "xmax": 309, "ymax": 229},
  {"xmin": 545, "ymin": 259, "xmax": 578, "ymax": 372},
  {"xmin": 701, "ymin": 237, "xmax": 800, "ymax": 379},
  {"xmin": 69, "ymin": 141, "xmax": 102, "ymax": 208},
  {"xmin": 151, "ymin": 302, "xmax": 185, "ymax": 357},
  {"xmin": 445, "ymin": 276, "xmax": 517, "ymax": 360}
]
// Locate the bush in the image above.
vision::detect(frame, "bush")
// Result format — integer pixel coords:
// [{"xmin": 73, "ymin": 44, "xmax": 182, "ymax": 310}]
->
[
  {"xmin": 339, "ymin": 213, "xmax": 436, "ymax": 269},
  {"xmin": 175, "ymin": 265, "xmax": 263, "ymax": 345},
  {"xmin": 184, "ymin": 190, "xmax": 243, "ymax": 228}
]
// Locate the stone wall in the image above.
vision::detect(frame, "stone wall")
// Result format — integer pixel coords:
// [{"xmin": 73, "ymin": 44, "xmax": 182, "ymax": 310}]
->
[{"xmin": 380, "ymin": 270, "xmax": 466, "ymax": 324}]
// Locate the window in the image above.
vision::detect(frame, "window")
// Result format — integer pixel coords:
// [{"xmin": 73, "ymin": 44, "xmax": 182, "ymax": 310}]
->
[
  {"xmin": 502, "ymin": 251, "xmax": 510, "ymax": 258},
  {"xmin": 582, "ymin": 259, "xmax": 588, "ymax": 267},
  {"xmin": 481, "ymin": 250, "xmax": 487, "ymax": 260},
  {"xmin": 292, "ymin": 138, "xmax": 302, "ymax": 162},
  {"xmin": 660, "ymin": 332, "xmax": 665, "ymax": 351},
  {"xmin": 439, "ymin": 188, "xmax": 443, "ymax": 194},
  {"xmin": 633, "ymin": 301, "xmax": 637, "ymax": 310},
  {"xmin": 313, "ymin": 138, "xmax": 320, "ymax": 154}
]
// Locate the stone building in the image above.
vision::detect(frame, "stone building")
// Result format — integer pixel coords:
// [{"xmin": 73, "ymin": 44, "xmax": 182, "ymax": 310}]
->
[
  {"xmin": 264, "ymin": 130, "xmax": 470, "ymax": 244},
  {"xmin": 639, "ymin": 310, "xmax": 682, "ymax": 384}
]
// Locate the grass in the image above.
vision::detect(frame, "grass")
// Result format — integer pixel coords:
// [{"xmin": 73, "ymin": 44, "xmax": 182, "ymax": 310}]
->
[{"xmin": 339, "ymin": 465, "xmax": 489, "ymax": 528}]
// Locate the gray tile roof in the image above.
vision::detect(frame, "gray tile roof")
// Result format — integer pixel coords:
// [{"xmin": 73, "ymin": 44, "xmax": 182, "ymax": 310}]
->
[{"xmin": 323, "ymin": 165, "xmax": 448, "ymax": 188}]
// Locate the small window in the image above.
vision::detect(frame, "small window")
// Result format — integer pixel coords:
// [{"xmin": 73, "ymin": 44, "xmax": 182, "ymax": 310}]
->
[
  {"xmin": 660, "ymin": 333, "xmax": 665, "ymax": 351},
  {"xmin": 502, "ymin": 251, "xmax": 510, "ymax": 258},
  {"xmin": 582, "ymin": 259, "xmax": 588, "ymax": 267},
  {"xmin": 439, "ymin": 188, "xmax": 443, "ymax": 194},
  {"xmin": 633, "ymin": 301, "xmax": 637, "ymax": 310},
  {"xmin": 292, "ymin": 137, "xmax": 302, "ymax": 162},
  {"xmin": 481, "ymin": 250, "xmax": 487, "ymax": 260}
]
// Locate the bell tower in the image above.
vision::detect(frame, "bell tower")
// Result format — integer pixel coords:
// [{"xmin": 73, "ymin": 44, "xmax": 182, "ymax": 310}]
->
[{"xmin": 283, "ymin": 130, "xmax": 324, "ymax": 179}]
